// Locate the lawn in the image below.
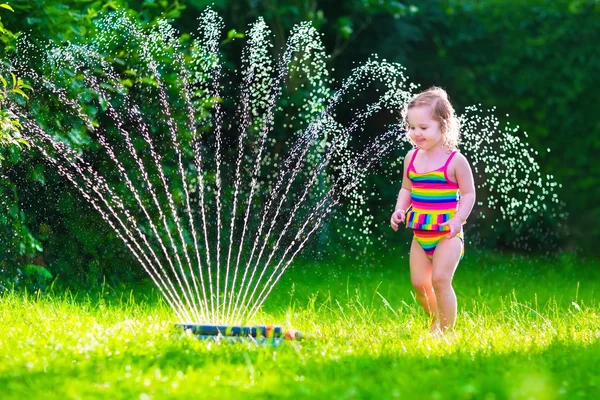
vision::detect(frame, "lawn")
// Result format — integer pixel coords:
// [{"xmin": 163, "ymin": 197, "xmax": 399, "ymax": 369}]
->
[{"xmin": 1, "ymin": 250, "xmax": 599, "ymax": 399}]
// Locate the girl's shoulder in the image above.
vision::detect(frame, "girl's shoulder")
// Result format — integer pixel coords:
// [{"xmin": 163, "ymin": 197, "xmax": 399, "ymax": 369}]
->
[
  {"xmin": 452, "ymin": 151, "xmax": 469, "ymax": 163},
  {"xmin": 448, "ymin": 151, "xmax": 471, "ymax": 171},
  {"xmin": 404, "ymin": 148, "xmax": 417, "ymax": 162}
]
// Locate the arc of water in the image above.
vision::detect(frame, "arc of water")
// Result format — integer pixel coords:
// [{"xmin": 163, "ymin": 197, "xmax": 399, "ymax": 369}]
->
[
  {"xmin": 228, "ymin": 63, "xmax": 402, "ymax": 318},
  {"xmin": 78, "ymin": 70, "xmax": 206, "ymax": 321},
  {"xmin": 229, "ymin": 111, "xmax": 354, "ymax": 323},
  {"xmin": 94, "ymin": 131, "xmax": 204, "ymax": 322},
  {"xmin": 185, "ymin": 10, "xmax": 226, "ymax": 321},
  {"xmin": 135, "ymin": 47, "xmax": 206, "ymax": 322},
  {"xmin": 222, "ymin": 72, "xmax": 254, "ymax": 321},
  {"xmin": 201, "ymin": 15, "xmax": 225, "ymax": 321},
  {"xmin": 92, "ymin": 16, "xmax": 208, "ymax": 321},
  {"xmin": 210, "ymin": 42, "xmax": 225, "ymax": 323},
  {"xmin": 243, "ymin": 125, "xmax": 400, "ymax": 320},
  {"xmin": 228, "ymin": 95, "xmax": 346, "ymax": 324},
  {"xmin": 20, "ymin": 123, "xmax": 193, "ymax": 322},
  {"xmin": 228, "ymin": 118, "xmax": 335, "ymax": 324},
  {"xmin": 232, "ymin": 80, "xmax": 403, "ymax": 323},
  {"xmin": 11, "ymin": 63, "xmax": 197, "ymax": 321},
  {"xmin": 87, "ymin": 13, "xmax": 210, "ymax": 320},
  {"xmin": 223, "ymin": 18, "xmax": 273, "ymax": 322},
  {"xmin": 16, "ymin": 13, "xmax": 427, "ymax": 324},
  {"xmin": 44, "ymin": 25, "xmax": 207, "ymax": 322},
  {"xmin": 245, "ymin": 128, "xmax": 401, "ymax": 321},
  {"xmin": 190, "ymin": 128, "xmax": 216, "ymax": 321},
  {"xmin": 246, "ymin": 197, "xmax": 338, "ymax": 322},
  {"xmin": 160, "ymin": 22, "xmax": 212, "ymax": 323},
  {"xmin": 54, "ymin": 18, "xmax": 214, "ymax": 323},
  {"xmin": 227, "ymin": 22, "xmax": 319, "ymax": 323}
]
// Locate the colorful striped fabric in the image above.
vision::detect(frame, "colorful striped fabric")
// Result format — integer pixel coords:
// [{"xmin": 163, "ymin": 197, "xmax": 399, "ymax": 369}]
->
[
  {"xmin": 406, "ymin": 149, "xmax": 460, "ymax": 231},
  {"xmin": 413, "ymin": 229, "xmax": 464, "ymax": 260}
]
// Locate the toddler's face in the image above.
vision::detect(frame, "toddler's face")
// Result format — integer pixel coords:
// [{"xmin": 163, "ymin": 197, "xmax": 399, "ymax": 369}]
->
[{"xmin": 406, "ymin": 106, "xmax": 443, "ymax": 150}]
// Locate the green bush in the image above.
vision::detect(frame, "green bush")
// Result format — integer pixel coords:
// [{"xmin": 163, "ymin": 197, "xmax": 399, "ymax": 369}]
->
[
  {"xmin": 335, "ymin": 0, "xmax": 599, "ymax": 255},
  {"xmin": 2, "ymin": 0, "xmax": 598, "ymax": 294},
  {"xmin": 0, "ymin": 0, "xmax": 186, "ymax": 289}
]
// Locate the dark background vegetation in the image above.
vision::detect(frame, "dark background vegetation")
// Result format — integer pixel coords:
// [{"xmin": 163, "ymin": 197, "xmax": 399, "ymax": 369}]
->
[{"xmin": 1, "ymin": 0, "xmax": 598, "ymax": 290}]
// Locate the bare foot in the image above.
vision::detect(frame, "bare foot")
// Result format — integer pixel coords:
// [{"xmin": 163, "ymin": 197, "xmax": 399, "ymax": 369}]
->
[
  {"xmin": 429, "ymin": 319, "xmax": 441, "ymax": 334},
  {"xmin": 430, "ymin": 323, "xmax": 456, "ymax": 340}
]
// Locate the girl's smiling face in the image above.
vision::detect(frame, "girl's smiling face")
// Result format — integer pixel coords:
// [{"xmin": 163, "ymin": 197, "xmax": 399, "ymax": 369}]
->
[{"xmin": 406, "ymin": 106, "xmax": 443, "ymax": 150}]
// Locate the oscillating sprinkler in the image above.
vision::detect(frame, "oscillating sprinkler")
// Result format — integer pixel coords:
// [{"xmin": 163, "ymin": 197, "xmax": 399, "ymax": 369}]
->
[{"xmin": 175, "ymin": 323, "xmax": 303, "ymax": 344}]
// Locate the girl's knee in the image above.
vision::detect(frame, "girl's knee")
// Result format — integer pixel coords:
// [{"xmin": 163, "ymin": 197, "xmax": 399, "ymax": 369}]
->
[
  {"xmin": 431, "ymin": 274, "xmax": 453, "ymax": 291},
  {"xmin": 411, "ymin": 278, "xmax": 432, "ymax": 293}
]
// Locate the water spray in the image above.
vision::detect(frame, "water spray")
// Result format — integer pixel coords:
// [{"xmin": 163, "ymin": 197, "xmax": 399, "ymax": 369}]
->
[{"xmin": 12, "ymin": 7, "xmax": 564, "ymax": 336}]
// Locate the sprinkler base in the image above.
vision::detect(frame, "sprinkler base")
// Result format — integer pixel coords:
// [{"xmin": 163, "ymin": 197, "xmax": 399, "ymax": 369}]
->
[
  {"xmin": 175, "ymin": 324, "xmax": 303, "ymax": 341},
  {"xmin": 193, "ymin": 335, "xmax": 287, "ymax": 346}
]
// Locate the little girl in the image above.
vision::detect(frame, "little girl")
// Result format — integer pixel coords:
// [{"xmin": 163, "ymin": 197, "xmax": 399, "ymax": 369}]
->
[{"xmin": 390, "ymin": 87, "xmax": 475, "ymax": 333}]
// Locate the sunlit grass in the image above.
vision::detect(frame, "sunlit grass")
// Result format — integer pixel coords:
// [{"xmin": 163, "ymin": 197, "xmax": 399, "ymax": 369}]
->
[{"xmin": 1, "ymin": 251, "xmax": 599, "ymax": 399}]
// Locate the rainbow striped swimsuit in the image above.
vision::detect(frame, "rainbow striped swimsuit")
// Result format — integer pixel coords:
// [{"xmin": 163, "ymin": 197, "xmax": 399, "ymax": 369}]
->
[{"xmin": 406, "ymin": 149, "xmax": 464, "ymax": 260}]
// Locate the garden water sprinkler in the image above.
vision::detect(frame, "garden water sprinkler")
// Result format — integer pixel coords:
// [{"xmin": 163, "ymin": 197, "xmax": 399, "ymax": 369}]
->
[{"xmin": 175, "ymin": 324, "xmax": 303, "ymax": 345}]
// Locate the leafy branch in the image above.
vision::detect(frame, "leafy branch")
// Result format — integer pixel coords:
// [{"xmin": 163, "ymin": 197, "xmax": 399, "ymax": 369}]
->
[{"xmin": 0, "ymin": 2, "xmax": 31, "ymax": 164}]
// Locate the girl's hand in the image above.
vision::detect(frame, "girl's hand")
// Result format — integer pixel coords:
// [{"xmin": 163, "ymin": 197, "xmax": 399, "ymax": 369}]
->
[
  {"xmin": 390, "ymin": 209, "xmax": 406, "ymax": 232},
  {"xmin": 440, "ymin": 217, "xmax": 462, "ymax": 238}
]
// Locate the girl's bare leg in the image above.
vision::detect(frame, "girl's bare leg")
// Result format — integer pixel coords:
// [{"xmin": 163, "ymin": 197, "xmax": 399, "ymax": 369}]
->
[
  {"xmin": 409, "ymin": 239, "xmax": 438, "ymax": 330},
  {"xmin": 431, "ymin": 237, "xmax": 462, "ymax": 332}
]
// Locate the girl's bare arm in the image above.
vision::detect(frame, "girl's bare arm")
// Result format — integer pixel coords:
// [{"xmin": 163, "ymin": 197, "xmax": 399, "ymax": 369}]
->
[
  {"xmin": 394, "ymin": 149, "xmax": 414, "ymax": 212},
  {"xmin": 454, "ymin": 154, "xmax": 476, "ymax": 223}
]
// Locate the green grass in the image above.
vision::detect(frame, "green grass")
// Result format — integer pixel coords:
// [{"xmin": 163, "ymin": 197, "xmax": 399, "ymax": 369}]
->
[{"xmin": 1, "ymin": 251, "xmax": 599, "ymax": 399}]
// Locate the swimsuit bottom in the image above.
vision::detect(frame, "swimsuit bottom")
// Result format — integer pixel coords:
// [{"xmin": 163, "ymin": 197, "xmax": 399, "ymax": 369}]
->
[{"xmin": 413, "ymin": 229, "xmax": 464, "ymax": 261}]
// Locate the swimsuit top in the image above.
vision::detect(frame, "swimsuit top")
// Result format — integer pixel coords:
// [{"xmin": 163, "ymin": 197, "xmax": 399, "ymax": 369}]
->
[{"xmin": 406, "ymin": 148, "xmax": 460, "ymax": 231}]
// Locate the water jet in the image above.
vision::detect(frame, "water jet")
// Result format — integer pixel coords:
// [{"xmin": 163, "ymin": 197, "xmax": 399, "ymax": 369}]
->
[{"xmin": 9, "ymin": 8, "xmax": 564, "ymax": 332}]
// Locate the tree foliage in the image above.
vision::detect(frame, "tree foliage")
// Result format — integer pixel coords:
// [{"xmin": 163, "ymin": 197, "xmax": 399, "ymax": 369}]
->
[
  {"xmin": 1, "ymin": 0, "xmax": 598, "ymax": 291},
  {"xmin": 0, "ymin": 0, "xmax": 186, "ymax": 289},
  {"xmin": 388, "ymin": 0, "xmax": 600, "ymax": 253}
]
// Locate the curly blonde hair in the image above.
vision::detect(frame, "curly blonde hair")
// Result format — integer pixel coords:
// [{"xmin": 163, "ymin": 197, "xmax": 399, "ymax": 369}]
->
[{"xmin": 402, "ymin": 86, "xmax": 460, "ymax": 151}]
